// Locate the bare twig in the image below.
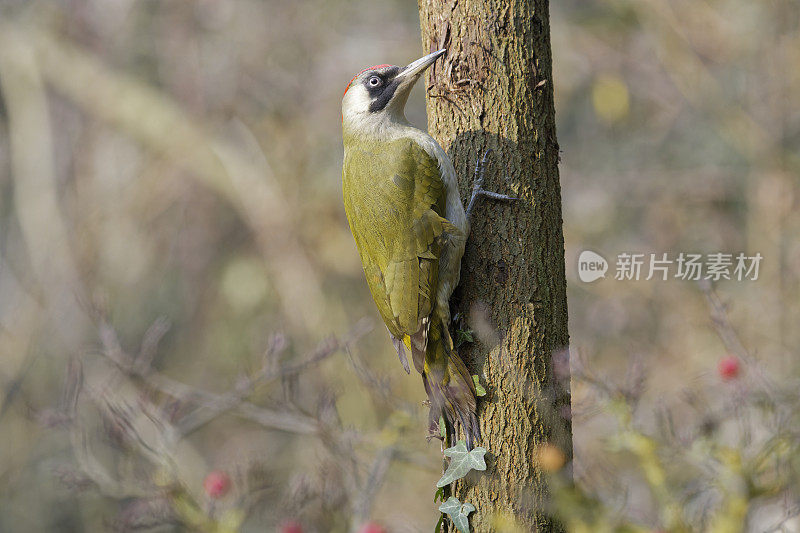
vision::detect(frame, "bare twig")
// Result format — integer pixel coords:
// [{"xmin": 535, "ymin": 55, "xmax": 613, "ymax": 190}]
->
[{"xmin": 351, "ymin": 446, "xmax": 397, "ymax": 525}]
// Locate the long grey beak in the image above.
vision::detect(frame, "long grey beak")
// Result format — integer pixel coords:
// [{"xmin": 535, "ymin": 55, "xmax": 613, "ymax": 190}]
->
[{"xmin": 397, "ymin": 49, "xmax": 446, "ymax": 81}]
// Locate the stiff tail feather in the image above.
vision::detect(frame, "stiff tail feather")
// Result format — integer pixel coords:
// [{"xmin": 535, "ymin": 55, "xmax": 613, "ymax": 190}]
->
[{"xmin": 414, "ymin": 319, "xmax": 480, "ymax": 449}]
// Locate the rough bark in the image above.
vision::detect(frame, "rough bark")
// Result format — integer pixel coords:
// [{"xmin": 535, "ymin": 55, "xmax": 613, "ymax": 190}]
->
[{"xmin": 418, "ymin": 1, "xmax": 572, "ymax": 530}]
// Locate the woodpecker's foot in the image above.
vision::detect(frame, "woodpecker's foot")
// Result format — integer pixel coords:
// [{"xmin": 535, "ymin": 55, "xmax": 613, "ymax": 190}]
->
[
  {"xmin": 426, "ymin": 421, "xmax": 444, "ymax": 443},
  {"xmin": 465, "ymin": 149, "xmax": 517, "ymax": 220}
]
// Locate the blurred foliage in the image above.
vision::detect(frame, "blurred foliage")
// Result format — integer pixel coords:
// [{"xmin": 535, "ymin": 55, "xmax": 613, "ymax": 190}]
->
[
  {"xmin": 0, "ymin": 0, "xmax": 797, "ymax": 531},
  {"xmin": 548, "ymin": 290, "xmax": 800, "ymax": 532}
]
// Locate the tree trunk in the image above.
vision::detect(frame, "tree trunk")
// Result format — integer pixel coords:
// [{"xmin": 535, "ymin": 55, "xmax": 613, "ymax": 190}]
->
[{"xmin": 418, "ymin": 1, "xmax": 572, "ymax": 530}]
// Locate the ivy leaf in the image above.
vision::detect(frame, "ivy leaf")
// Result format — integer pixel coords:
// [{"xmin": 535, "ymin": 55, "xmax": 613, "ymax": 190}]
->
[
  {"xmin": 438, "ymin": 496, "xmax": 475, "ymax": 533},
  {"xmin": 436, "ymin": 440, "xmax": 487, "ymax": 487},
  {"xmin": 433, "ymin": 486, "xmax": 445, "ymax": 503},
  {"xmin": 455, "ymin": 328, "xmax": 474, "ymax": 346},
  {"xmin": 472, "ymin": 375, "xmax": 486, "ymax": 397}
]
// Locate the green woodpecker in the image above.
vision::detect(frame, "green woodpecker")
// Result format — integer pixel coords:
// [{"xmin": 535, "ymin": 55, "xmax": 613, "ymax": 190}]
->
[{"xmin": 341, "ymin": 49, "xmax": 507, "ymax": 447}]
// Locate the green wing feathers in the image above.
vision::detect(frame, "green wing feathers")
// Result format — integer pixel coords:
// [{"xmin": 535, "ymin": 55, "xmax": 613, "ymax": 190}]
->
[
  {"xmin": 383, "ymin": 258, "xmax": 420, "ymax": 332},
  {"xmin": 342, "ymin": 138, "xmax": 449, "ymax": 336},
  {"xmin": 342, "ymin": 136, "xmax": 479, "ymax": 447}
]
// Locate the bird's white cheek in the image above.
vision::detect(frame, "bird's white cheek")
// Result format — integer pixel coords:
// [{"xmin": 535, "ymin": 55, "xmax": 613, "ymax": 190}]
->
[{"xmin": 343, "ymin": 86, "xmax": 372, "ymax": 116}]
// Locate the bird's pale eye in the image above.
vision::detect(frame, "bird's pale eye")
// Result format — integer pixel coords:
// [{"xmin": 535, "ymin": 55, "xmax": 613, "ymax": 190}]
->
[{"xmin": 368, "ymin": 76, "xmax": 382, "ymax": 87}]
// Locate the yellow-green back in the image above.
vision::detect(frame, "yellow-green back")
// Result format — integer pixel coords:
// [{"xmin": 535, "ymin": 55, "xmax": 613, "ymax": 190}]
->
[{"xmin": 342, "ymin": 135, "xmax": 448, "ymax": 339}]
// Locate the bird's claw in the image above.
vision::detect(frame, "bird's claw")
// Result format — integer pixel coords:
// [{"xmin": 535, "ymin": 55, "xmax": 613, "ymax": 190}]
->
[
  {"xmin": 465, "ymin": 149, "xmax": 517, "ymax": 220},
  {"xmin": 473, "ymin": 189, "xmax": 517, "ymax": 202}
]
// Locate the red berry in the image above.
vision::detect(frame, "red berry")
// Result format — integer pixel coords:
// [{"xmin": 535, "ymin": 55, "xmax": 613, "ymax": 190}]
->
[
  {"xmin": 203, "ymin": 470, "xmax": 231, "ymax": 499},
  {"xmin": 280, "ymin": 521, "xmax": 304, "ymax": 533},
  {"xmin": 358, "ymin": 523, "xmax": 386, "ymax": 533},
  {"xmin": 718, "ymin": 356, "xmax": 740, "ymax": 380}
]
